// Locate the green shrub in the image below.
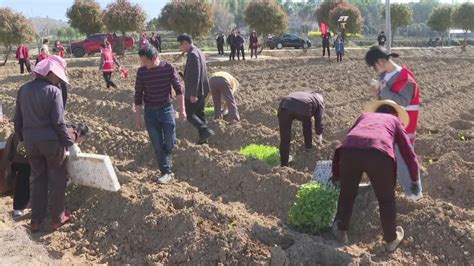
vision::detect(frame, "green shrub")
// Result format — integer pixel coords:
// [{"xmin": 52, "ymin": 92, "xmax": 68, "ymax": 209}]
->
[
  {"xmin": 240, "ymin": 144, "xmax": 280, "ymax": 166},
  {"xmin": 288, "ymin": 181, "xmax": 339, "ymax": 234}
]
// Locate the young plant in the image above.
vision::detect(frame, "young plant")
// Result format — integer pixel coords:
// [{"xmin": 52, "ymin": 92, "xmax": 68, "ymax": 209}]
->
[
  {"xmin": 204, "ymin": 107, "xmax": 214, "ymax": 118},
  {"xmin": 288, "ymin": 181, "xmax": 339, "ymax": 234},
  {"xmin": 240, "ymin": 144, "xmax": 280, "ymax": 166}
]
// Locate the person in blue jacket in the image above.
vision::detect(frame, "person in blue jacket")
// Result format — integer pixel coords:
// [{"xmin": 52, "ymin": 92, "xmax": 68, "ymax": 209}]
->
[{"xmin": 334, "ymin": 33, "xmax": 345, "ymax": 62}]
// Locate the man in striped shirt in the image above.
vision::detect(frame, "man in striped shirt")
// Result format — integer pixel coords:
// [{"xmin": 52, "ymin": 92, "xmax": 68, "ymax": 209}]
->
[{"xmin": 134, "ymin": 46, "xmax": 186, "ymax": 184}]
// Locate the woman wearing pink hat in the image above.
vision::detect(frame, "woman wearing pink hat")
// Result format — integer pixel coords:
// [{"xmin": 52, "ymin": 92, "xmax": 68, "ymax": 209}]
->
[{"xmin": 14, "ymin": 56, "xmax": 74, "ymax": 232}]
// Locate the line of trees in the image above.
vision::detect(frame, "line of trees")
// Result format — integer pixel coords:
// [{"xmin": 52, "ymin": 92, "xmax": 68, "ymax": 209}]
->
[
  {"xmin": 66, "ymin": 0, "xmax": 146, "ymax": 37},
  {"xmin": 428, "ymin": 3, "xmax": 474, "ymax": 44},
  {"xmin": 0, "ymin": 8, "xmax": 36, "ymax": 65}
]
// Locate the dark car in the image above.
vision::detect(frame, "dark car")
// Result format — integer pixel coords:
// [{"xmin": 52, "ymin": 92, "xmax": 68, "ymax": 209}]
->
[
  {"xmin": 266, "ymin": 34, "xmax": 312, "ymax": 49},
  {"xmin": 69, "ymin": 33, "xmax": 134, "ymax": 58}
]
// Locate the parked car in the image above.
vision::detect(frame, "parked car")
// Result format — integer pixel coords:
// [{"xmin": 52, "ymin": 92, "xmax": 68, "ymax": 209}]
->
[
  {"xmin": 266, "ymin": 34, "xmax": 312, "ymax": 49},
  {"xmin": 69, "ymin": 33, "xmax": 134, "ymax": 58}
]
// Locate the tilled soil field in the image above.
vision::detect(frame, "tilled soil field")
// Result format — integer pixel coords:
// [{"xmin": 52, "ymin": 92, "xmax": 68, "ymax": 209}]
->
[{"xmin": 0, "ymin": 47, "xmax": 473, "ymax": 265}]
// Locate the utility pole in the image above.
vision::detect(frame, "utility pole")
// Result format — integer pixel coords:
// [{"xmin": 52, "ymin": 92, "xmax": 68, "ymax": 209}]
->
[{"xmin": 385, "ymin": 0, "xmax": 392, "ymax": 52}]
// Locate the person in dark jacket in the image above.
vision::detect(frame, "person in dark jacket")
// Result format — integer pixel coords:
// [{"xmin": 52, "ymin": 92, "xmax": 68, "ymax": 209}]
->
[
  {"xmin": 378, "ymin": 31, "xmax": 387, "ymax": 46},
  {"xmin": 278, "ymin": 91, "xmax": 325, "ymax": 167},
  {"xmin": 4, "ymin": 132, "xmax": 30, "ymax": 218},
  {"xmin": 14, "ymin": 56, "xmax": 74, "ymax": 232},
  {"xmin": 16, "ymin": 43, "xmax": 31, "ymax": 74},
  {"xmin": 178, "ymin": 34, "xmax": 215, "ymax": 144},
  {"xmin": 249, "ymin": 31, "xmax": 259, "ymax": 59},
  {"xmin": 227, "ymin": 30, "xmax": 236, "ymax": 61},
  {"xmin": 322, "ymin": 32, "xmax": 331, "ymax": 59},
  {"xmin": 216, "ymin": 32, "xmax": 225, "ymax": 56},
  {"xmin": 234, "ymin": 31, "xmax": 245, "ymax": 61},
  {"xmin": 331, "ymin": 100, "xmax": 419, "ymax": 251}
]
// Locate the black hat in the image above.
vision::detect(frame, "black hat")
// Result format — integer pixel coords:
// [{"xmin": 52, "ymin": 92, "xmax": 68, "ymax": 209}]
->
[{"xmin": 365, "ymin": 45, "xmax": 399, "ymax": 67}]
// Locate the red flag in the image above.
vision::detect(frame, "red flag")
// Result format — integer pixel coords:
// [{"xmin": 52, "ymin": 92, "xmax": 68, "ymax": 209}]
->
[{"xmin": 320, "ymin": 22, "xmax": 328, "ymax": 35}]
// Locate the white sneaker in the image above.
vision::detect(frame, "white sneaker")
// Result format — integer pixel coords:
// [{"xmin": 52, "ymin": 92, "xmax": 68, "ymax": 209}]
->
[
  {"xmin": 13, "ymin": 210, "xmax": 24, "ymax": 217},
  {"xmin": 157, "ymin": 173, "xmax": 173, "ymax": 184},
  {"xmin": 406, "ymin": 192, "xmax": 423, "ymax": 202},
  {"xmin": 387, "ymin": 226, "xmax": 404, "ymax": 251}
]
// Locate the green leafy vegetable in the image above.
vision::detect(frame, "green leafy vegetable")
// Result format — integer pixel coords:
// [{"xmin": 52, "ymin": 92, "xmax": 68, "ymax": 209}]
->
[
  {"xmin": 240, "ymin": 144, "xmax": 280, "ymax": 166},
  {"xmin": 204, "ymin": 107, "xmax": 214, "ymax": 118},
  {"xmin": 228, "ymin": 220, "xmax": 237, "ymax": 230},
  {"xmin": 288, "ymin": 182, "xmax": 339, "ymax": 234}
]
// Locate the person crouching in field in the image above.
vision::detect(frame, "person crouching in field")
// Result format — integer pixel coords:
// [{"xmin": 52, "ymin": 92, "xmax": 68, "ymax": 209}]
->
[
  {"xmin": 209, "ymin": 71, "xmax": 240, "ymax": 122},
  {"xmin": 99, "ymin": 43, "xmax": 121, "ymax": 89},
  {"xmin": 278, "ymin": 91, "xmax": 325, "ymax": 167},
  {"xmin": 331, "ymin": 100, "xmax": 420, "ymax": 251}
]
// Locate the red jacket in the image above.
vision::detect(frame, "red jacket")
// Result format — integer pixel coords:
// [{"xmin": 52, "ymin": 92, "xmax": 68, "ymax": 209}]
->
[
  {"xmin": 101, "ymin": 49, "xmax": 115, "ymax": 72},
  {"xmin": 391, "ymin": 66, "xmax": 420, "ymax": 143},
  {"xmin": 16, "ymin": 46, "xmax": 29, "ymax": 61},
  {"xmin": 36, "ymin": 54, "xmax": 48, "ymax": 65},
  {"xmin": 55, "ymin": 45, "xmax": 65, "ymax": 58}
]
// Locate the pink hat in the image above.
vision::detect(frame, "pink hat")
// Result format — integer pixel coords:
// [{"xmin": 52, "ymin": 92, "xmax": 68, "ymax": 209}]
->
[{"xmin": 33, "ymin": 55, "xmax": 69, "ymax": 84}]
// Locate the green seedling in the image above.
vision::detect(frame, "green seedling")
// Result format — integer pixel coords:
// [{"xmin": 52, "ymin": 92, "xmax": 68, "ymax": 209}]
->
[
  {"xmin": 204, "ymin": 107, "xmax": 214, "ymax": 118},
  {"xmin": 460, "ymin": 133, "xmax": 466, "ymax": 142},
  {"xmin": 240, "ymin": 144, "xmax": 280, "ymax": 166},
  {"xmin": 470, "ymin": 221, "xmax": 474, "ymax": 228},
  {"xmin": 288, "ymin": 182, "xmax": 339, "ymax": 234},
  {"xmin": 429, "ymin": 159, "xmax": 434, "ymax": 165},
  {"xmin": 228, "ymin": 220, "xmax": 237, "ymax": 230},
  {"xmin": 428, "ymin": 130, "xmax": 432, "ymax": 136}
]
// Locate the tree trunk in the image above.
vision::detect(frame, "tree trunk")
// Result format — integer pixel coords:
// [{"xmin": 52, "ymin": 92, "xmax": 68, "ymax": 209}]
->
[{"xmin": 1, "ymin": 46, "xmax": 12, "ymax": 66}]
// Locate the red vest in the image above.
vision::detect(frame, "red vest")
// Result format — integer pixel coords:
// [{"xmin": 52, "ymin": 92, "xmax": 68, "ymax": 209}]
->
[
  {"xmin": 391, "ymin": 66, "xmax": 420, "ymax": 143},
  {"xmin": 101, "ymin": 50, "xmax": 115, "ymax": 72}
]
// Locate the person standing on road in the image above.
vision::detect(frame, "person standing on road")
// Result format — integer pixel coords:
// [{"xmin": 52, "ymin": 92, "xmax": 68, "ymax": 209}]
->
[
  {"xmin": 278, "ymin": 91, "xmax": 325, "ymax": 167},
  {"xmin": 331, "ymin": 100, "xmax": 420, "ymax": 251},
  {"xmin": 334, "ymin": 33, "xmax": 345, "ymax": 62},
  {"xmin": 42, "ymin": 39, "xmax": 50, "ymax": 55},
  {"xmin": 216, "ymin": 32, "xmax": 225, "ymax": 56},
  {"xmin": 140, "ymin": 33, "xmax": 150, "ymax": 49},
  {"xmin": 16, "ymin": 43, "xmax": 31, "ymax": 75},
  {"xmin": 378, "ymin": 31, "xmax": 387, "ymax": 47},
  {"xmin": 14, "ymin": 56, "xmax": 74, "ymax": 232},
  {"xmin": 365, "ymin": 45, "xmax": 422, "ymax": 201},
  {"xmin": 177, "ymin": 34, "xmax": 215, "ymax": 144},
  {"xmin": 249, "ymin": 31, "xmax": 259, "ymax": 59},
  {"xmin": 149, "ymin": 32, "xmax": 160, "ymax": 51},
  {"xmin": 227, "ymin": 30, "xmax": 236, "ymax": 61},
  {"xmin": 134, "ymin": 45, "xmax": 186, "ymax": 184},
  {"xmin": 234, "ymin": 31, "xmax": 245, "ymax": 61},
  {"xmin": 209, "ymin": 71, "xmax": 240, "ymax": 122},
  {"xmin": 99, "ymin": 44, "xmax": 121, "ymax": 89},
  {"xmin": 322, "ymin": 32, "xmax": 331, "ymax": 59}
]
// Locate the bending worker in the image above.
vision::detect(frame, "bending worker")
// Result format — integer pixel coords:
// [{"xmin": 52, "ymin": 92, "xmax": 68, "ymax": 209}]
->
[
  {"xmin": 331, "ymin": 100, "xmax": 420, "ymax": 251},
  {"xmin": 209, "ymin": 71, "xmax": 240, "ymax": 122},
  {"xmin": 278, "ymin": 91, "xmax": 324, "ymax": 167}
]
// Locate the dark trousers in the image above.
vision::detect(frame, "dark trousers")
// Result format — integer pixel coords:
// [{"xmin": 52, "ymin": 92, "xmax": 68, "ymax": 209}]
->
[
  {"xmin": 337, "ymin": 52, "xmax": 343, "ymax": 62},
  {"xmin": 278, "ymin": 108, "xmax": 312, "ymax": 166},
  {"xmin": 25, "ymin": 141, "xmax": 67, "ymax": 224},
  {"xmin": 322, "ymin": 44, "xmax": 330, "ymax": 57},
  {"xmin": 229, "ymin": 46, "xmax": 236, "ymax": 60},
  {"xmin": 210, "ymin": 76, "xmax": 240, "ymax": 121},
  {"xmin": 250, "ymin": 46, "xmax": 258, "ymax": 58},
  {"xmin": 185, "ymin": 95, "xmax": 209, "ymax": 136},
  {"xmin": 236, "ymin": 47, "xmax": 245, "ymax": 60},
  {"xmin": 335, "ymin": 148, "xmax": 397, "ymax": 242},
  {"xmin": 217, "ymin": 44, "xmax": 224, "ymax": 55},
  {"xmin": 144, "ymin": 103, "xmax": 176, "ymax": 174},
  {"xmin": 103, "ymin": 72, "xmax": 117, "ymax": 89},
  {"xmin": 11, "ymin": 163, "xmax": 31, "ymax": 211},
  {"xmin": 19, "ymin": 59, "xmax": 31, "ymax": 74}
]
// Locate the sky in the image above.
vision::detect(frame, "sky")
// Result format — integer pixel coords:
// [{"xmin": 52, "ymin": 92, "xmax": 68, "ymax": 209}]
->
[
  {"xmin": 0, "ymin": 0, "xmax": 470, "ymax": 21},
  {"xmin": 0, "ymin": 0, "xmax": 168, "ymax": 21}
]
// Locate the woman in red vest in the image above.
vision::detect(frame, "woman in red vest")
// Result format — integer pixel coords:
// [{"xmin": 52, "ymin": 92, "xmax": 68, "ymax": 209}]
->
[
  {"xmin": 16, "ymin": 43, "xmax": 31, "ymax": 74},
  {"xmin": 365, "ymin": 46, "xmax": 422, "ymax": 201},
  {"xmin": 99, "ymin": 43, "xmax": 121, "ymax": 89},
  {"xmin": 54, "ymin": 41, "xmax": 65, "ymax": 58}
]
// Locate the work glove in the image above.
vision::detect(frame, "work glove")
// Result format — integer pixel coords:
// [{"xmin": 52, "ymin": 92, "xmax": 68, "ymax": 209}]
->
[
  {"xmin": 410, "ymin": 181, "xmax": 420, "ymax": 196},
  {"xmin": 68, "ymin": 144, "xmax": 81, "ymax": 160},
  {"xmin": 17, "ymin": 142, "xmax": 27, "ymax": 157}
]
